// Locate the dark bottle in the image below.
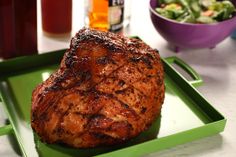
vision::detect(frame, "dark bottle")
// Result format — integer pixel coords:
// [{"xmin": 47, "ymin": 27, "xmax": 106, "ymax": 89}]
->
[{"xmin": 0, "ymin": 0, "xmax": 38, "ymax": 59}]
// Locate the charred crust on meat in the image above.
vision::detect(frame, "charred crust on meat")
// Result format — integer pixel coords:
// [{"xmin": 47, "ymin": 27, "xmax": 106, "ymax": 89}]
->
[
  {"xmin": 96, "ymin": 56, "xmax": 116, "ymax": 65},
  {"xmin": 88, "ymin": 114, "xmax": 114, "ymax": 130},
  {"xmin": 91, "ymin": 89, "xmax": 140, "ymax": 121},
  {"xmin": 68, "ymin": 28, "xmax": 123, "ymax": 60},
  {"xmin": 129, "ymin": 56, "xmax": 153, "ymax": 69},
  {"xmin": 147, "ymin": 53, "xmax": 154, "ymax": 59},
  {"xmin": 141, "ymin": 107, "xmax": 147, "ymax": 114},
  {"xmin": 115, "ymin": 89, "xmax": 126, "ymax": 94},
  {"xmin": 38, "ymin": 96, "xmax": 44, "ymax": 103},
  {"xmin": 156, "ymin": 73, "xmax": 164, "ymax": 86},
  {"xmin": 154, "ymin": 49, "xmax": 160, "ymax": 54},
  {"xmin": 129, "ymin": 56, "xmax": 142, "ymax": 63},
  {"xmin": 118, "ymin": 80, "xmax": 125, "ymax": 87},
  {"xmin": 109, "ymin": 121, "xmax": 133, "ymax": 138},
  {"xmin": 78, "ymin": 70, "xmax": 92, "ymax": 82},
  {"xmin": 48, "ymin": 85, "xmax": 61, "ymax": 91},
  {"xmin": 154, "ymin": 96, "xmax": 159, "ymax": 100},
  {"xmin": 92, "ymin": 132, "xmax": 111, "ymax": 140},
  {"xmin": 54, "ymin": 127, "xmax": 65, "ymax": 135},
  {"xmin": 96, "ymin": 56, "xmax": 109, "ymax": 65},
  {"xmin": 65, "ymin": 53, "xmax": 76, "ymax": 68},
  {"xmin": 122, "ymin": 103, "xmax": 130, "ymax": 109},
  {"xmin": 39, "ymin": 112, "xmax": 49, "ymax": 121},
  {"xmin": 31, "ymin": 112, "xmax": 37, "ymax": 122},
  {"xmin": 90, "ymin": 114, "xmax": 106, "ymax": 120},
  {"xmin": 92, "ymin": 90, "xmax": 101, "ymax": 100},
  {"xmin": 141, "ymin": 56, "xmax": 153, "ymax": 69}
]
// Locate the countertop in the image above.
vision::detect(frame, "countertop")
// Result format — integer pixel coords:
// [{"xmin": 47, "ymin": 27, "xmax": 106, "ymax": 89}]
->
[{"xmin": 1, "ymin": 0, "xmax": 236, "ymax": 156}]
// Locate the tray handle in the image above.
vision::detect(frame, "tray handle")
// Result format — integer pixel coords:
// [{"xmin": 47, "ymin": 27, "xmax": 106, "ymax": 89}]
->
[
  {"xmin": 164, "ymin": 56, "xmax": 203, "ymax": 87},
  {"xmin": 0, "ymin": 124, "xmax": 13, "ymax": 136},
  {"xmin": 0, "ymin": 98, "xmax": 13, "ymax": 136}
]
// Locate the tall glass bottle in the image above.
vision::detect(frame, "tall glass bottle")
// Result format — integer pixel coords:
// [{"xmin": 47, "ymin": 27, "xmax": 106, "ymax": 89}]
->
[
  {"xmin": 0, "ymin": 0, "xmax": 37, "ymax": 59},
  {"xmin": 85, "ymin": 0, "xmax": 124, "ymax": 32},
  {"xmin": 41, "ymin": 0, "xmax": 72, "ymax": 36}
]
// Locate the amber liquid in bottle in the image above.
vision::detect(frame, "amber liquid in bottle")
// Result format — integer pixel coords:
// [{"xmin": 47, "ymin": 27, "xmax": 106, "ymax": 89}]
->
[
  {"xmin": 88, "ymin": 0, "xmax": 109, "ymax": 31},
  {"xmin": 86, "ymin": 0, "xmax": 124, "ymax": 32}
]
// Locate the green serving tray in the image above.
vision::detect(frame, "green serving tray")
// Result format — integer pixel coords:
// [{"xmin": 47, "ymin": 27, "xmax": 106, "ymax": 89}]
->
[{"xmin": 0, "ymin": 49, "xmax": 226, "ymax": 157}]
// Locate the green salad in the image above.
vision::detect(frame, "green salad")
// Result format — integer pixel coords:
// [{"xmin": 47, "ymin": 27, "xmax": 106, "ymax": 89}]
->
[{"xmin": 155, "ymin": 0, "xmax": 236, "ymax": 23}]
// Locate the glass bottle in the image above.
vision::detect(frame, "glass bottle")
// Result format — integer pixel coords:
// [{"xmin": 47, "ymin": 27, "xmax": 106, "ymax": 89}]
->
[
  {"xmin": 85, "ymin": 0, "xmax": 124, "ymax": 32},
  {"xmin": 0, "ymin": 0, "xmax": 37, "ymax": 59},
  {"xmin": 41, "ymin": 0, "xmax": 72, "ymax": 36}
]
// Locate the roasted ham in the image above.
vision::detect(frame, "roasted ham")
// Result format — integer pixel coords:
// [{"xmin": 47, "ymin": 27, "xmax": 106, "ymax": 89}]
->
[{"xmin": 31, "ymin": 28, "xmax": 165, "ymax": 148}]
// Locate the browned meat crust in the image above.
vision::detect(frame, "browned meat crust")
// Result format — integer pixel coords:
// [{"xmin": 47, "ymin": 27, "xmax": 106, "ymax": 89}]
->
[{"xmin": 31, "ymin": 28, "xmax": 165, "ymax": 148}]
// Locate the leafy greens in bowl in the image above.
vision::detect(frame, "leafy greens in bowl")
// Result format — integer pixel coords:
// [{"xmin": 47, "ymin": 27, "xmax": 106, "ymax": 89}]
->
[{"xmin": 155, "ymin": 0, "xmax": 236, "ymax": 24}]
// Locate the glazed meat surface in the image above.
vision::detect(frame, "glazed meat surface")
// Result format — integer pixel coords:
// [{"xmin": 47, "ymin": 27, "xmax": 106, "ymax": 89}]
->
[{"xmin": 31, "ymin": 28, "xmax": 165, "ymax": 148}]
